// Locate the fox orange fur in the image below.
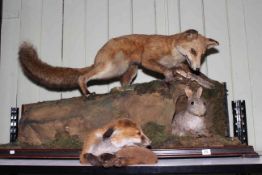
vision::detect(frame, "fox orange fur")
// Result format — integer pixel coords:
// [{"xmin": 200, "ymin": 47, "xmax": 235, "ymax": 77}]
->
[
  {"xmin": 79, "ymin": 118, "xmax": 151, "ymax": 165},
  {"xmin": 19, "ymin": 29, "xmax": 218, "ymax": 95},
  {"xmin": 113, "ymin": 146, "xmax": 157, "ymax": 166},
  {"xmin": 91, "ymin": 146, "xmax": 158, "ymax": 167}
]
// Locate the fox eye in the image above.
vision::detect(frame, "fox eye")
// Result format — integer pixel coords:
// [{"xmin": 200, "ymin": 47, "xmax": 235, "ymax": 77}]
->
[
  {"xmin": 190, "ymin": 48, "xmax": 197, "ymax": 56},
  {"xmin": 137, "ymin": 131, "xmax": 141, "ymax": 135},
  {"xmin": 191, "ymin": 101, "xmax": 194, "ymax": 105}
]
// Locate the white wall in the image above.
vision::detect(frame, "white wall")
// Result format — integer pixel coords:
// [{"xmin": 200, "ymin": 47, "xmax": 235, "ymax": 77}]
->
[{"xmin": 1, "ymin": 0, "xmax": 262, "ymax": 153}]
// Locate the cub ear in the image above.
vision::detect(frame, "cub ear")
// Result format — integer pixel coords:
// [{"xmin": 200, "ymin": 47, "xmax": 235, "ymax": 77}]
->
[
  {"xmin": 184, "ymin": 29, "xmax": 199, "ymax": 40},
  {"xmin": 185, "ymin": 86, "xmax": 193, "ymax": 98},
  {"xmin": 103, "ymin": 127, "xmax": 115, "ymax": 139},
  {"xmin": 206, "ymin": 38, "xmax": 219, "ymax": 49}
]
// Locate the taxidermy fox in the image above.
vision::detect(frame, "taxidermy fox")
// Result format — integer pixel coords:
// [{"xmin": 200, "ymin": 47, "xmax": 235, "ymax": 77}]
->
[
  {"xmin": 79, "ymin": 118, "xmax": 151, "ymax": 165},
  {"xmin": 172, "ymin": 86, "xmax": 211, "ymax": 137},
  {"xmin": 19, "ymin": 29, "xmax": 219, "ymax": 96}
]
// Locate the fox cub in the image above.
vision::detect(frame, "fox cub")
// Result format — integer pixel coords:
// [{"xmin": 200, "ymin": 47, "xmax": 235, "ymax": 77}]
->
[
  {"xmin": 80, "ymin": 118, "xmax": 156, "ymax": 166},
  {"xmin": 19, "ymin": 29, "xmax": 218, "ymax": 96}
]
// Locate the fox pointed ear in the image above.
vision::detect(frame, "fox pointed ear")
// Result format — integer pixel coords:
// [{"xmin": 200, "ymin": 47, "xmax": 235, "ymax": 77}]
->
[
  {"xmin": 184, "ymin": 29, "xmax": 199, "ymax": 40},
  {"xmin": 185, "ymin": 86, "xmax": 193, "ymax": 98},
  {"xmin": 103, "ymin": 127, "xmax": 114, "ymax": 139},
  {"xmin": 196, "ymin": 87, "xmax": 203, "ymax": 98},
  {"xmin": 206, "ymin": 38, "xmax": 219, "ymax": 49}
]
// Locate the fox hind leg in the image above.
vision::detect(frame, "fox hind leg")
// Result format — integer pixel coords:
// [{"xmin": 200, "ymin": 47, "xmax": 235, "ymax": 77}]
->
[
  {"xmin": 78, "ymin": 61, "xmax": 130, "ymax": 96},
  {"xmin": 78, "ymin": 63, "xmax": 108, "ymax": 96},
  {"xmin": 78, "ymin": 76, "xmax": 90, "ymax": 96}
]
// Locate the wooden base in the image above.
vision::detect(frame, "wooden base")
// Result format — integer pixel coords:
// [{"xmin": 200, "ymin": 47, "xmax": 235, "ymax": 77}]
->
[
  {"xmin": 154, "ymin": 145, "xmax": 259, "ymax": 158},
  {"xmin": 0, "ymin": 145, "xmax": 258, "ymax": 159}
]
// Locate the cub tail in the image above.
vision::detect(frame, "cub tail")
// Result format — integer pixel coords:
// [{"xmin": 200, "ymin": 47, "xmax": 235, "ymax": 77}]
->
[{"xmin": 18, "ymin": 42, "xmax": 90, "ymax": 91}]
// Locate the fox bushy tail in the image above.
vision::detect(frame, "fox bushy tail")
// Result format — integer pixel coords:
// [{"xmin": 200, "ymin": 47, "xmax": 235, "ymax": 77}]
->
[{"xmin": 18, "ymin": 42, "xmax": 90, "ymax": 90}]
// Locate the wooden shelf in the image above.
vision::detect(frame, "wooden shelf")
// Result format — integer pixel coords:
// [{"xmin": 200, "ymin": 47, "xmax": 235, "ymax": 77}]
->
[{"xmin": 0, "ymin": 145, "xmax": 258, "ymax": 159}]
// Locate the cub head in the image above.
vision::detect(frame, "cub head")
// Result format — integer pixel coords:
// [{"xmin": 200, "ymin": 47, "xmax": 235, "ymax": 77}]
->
[
  {"xmin": 176, "ymin": 29, "xmax": 219, "ymax": 72},
  {"xmin": 102, "ymin": 118, "xmax": 151, "ymax": 148}
]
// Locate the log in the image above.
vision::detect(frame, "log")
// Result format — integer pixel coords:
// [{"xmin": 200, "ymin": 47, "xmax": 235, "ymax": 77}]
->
[{"xmin": 18, "ymin": 65, "xmax": 239, "ymax": 148}]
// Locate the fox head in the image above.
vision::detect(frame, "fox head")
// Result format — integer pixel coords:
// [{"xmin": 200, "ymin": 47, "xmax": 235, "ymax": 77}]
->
[
  {"xmin": 176, "ymin": 29, "xmax": 219, "ymax": 72},
  {"xmin": 102, "ymin": 118, "xmax": 151, "ymax": 148}
]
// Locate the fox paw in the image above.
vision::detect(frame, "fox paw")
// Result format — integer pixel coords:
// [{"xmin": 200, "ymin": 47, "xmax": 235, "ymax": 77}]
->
[
  {"xmin": 100, "ymin": 153, "xmax": 117, "ymax": 168},
  {"xmin": 164, "ymin": 70, "xmax": 175, "ymax": 82},
  {"xmin": 114, "ymin": 157, "xmax": 128, "ymax": 167},
  {"xmin": 85, "ymin": 153, "xmax": 103, "ymax": 166}
]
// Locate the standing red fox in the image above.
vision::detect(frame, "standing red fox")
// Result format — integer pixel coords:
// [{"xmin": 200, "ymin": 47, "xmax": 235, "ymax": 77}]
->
[{"xmin": 19, "ymin": 29, "xmax": 218, "ymax": 96}]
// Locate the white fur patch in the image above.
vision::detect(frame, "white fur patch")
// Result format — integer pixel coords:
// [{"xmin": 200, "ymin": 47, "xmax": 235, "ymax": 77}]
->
[
  {"xmin": 95, "ymin": 132, "xmax": 103, "ymax": 138},
  {"xmin": 89, "ymin": 64, "xmax": 114, "ymax": 80},
  {"xmin": 111, "ymin": 138, "xmax": 141, "ymax": 148},
  {"xmin": 187, "ymin": 116, "xmax": 204, "ymax": 129},
  {"xmin": 90, "ymin": 139, "xmax": 120, "ymax": 156},
  {"xmin": 159, "ymin": 54, "xmax": 185, "ymax": 68},
  {"xmin": 89, "ymin": 52, "xmax": 129, "ymax": 81}
]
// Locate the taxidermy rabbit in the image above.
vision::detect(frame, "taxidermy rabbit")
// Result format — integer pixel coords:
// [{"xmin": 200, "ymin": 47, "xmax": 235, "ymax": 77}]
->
[{"xmin": 171, "ymin": 86, "xmax": 211, "ymax": 137}]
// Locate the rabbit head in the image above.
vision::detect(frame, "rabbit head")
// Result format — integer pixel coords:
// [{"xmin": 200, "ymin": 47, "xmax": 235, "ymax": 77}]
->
[{"xmin": 185, "ymin": 86, "xmax": 206, "ymax": 116}]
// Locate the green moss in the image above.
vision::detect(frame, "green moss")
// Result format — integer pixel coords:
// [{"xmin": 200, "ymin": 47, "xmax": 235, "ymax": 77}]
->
[
  {"xmin": 201, "ymin": 83, "xmax": 228, "ymax": 137},
  {"xmin": 133, "ymin": 81, "xmax": 171, "ymax": 98},
  {"xmin": 0, "ymin": 143, "xmax": 21, "ymax": 149},
  {"xmin": 43, "ymin": 133, "xmax": 82, "ymax": 149},
  {"xmin": 142, "ymin": 122, "xmax": 169, "ymax": 148}
]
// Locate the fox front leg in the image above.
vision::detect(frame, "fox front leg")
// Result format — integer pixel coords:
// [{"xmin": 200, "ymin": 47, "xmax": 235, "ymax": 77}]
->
[
  {"xmin": 141, "ymin": 59, "xmax": 175, "ymax": 82},
  {"xmin": 163, "ymin": 69, "xmax": 176, "ymax": 82},
  {"xmin": 120, "ymin": 64, "xmax": 138, "ymax": 86}
]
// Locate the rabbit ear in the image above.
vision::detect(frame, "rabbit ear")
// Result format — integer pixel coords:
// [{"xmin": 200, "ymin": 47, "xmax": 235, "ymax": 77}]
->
[
  {"xmin": 185, "ymin": 86, "xmax": 193, "ymax": 98},
  {"xmin": 196, "ymin": 87, "xmax": 203, "ymax": 98}
]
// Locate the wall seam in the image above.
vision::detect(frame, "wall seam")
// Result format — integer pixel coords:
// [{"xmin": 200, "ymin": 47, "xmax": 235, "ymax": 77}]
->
[
  {"xmin": 130, "ymin": 0, "xmax": 133, "ymax": 34},
  {"xmin": 16, "ymin": 0, "xmax": 23, "ymax": 107},
  {"xmin": 201, "ymin": 0, "xmax": 208, "ymax": 75},
  {"xmin": 225, "ymin": 0, "xmax": 235, "ymax": 99},
  {"xmin": 60, "ymin": 0, "xmax": 64, "ymax": 99},
  {"xmin": 177, "ymin": 0, "xmax": 181, "ymax": 32},
  {"xmin": 242, "ymin": 0, "xmax": 256, "ymax": 148}
]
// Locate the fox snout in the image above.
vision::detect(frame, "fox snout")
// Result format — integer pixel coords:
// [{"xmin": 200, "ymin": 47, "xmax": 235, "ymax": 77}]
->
[
  {"xmin": 186, "ymin": 57, "xmax": 201, "ymax": 73},
  {"xmin": 190, "ymin": 67, "xmax": 201, "ymax": 75},
  {"xmin": 190, "ymin": 62, "xmax": 200, "ymax": 72},
  {"xmin": 190, "ymin": 66, "xmax": 200, "ymax": 72}
]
